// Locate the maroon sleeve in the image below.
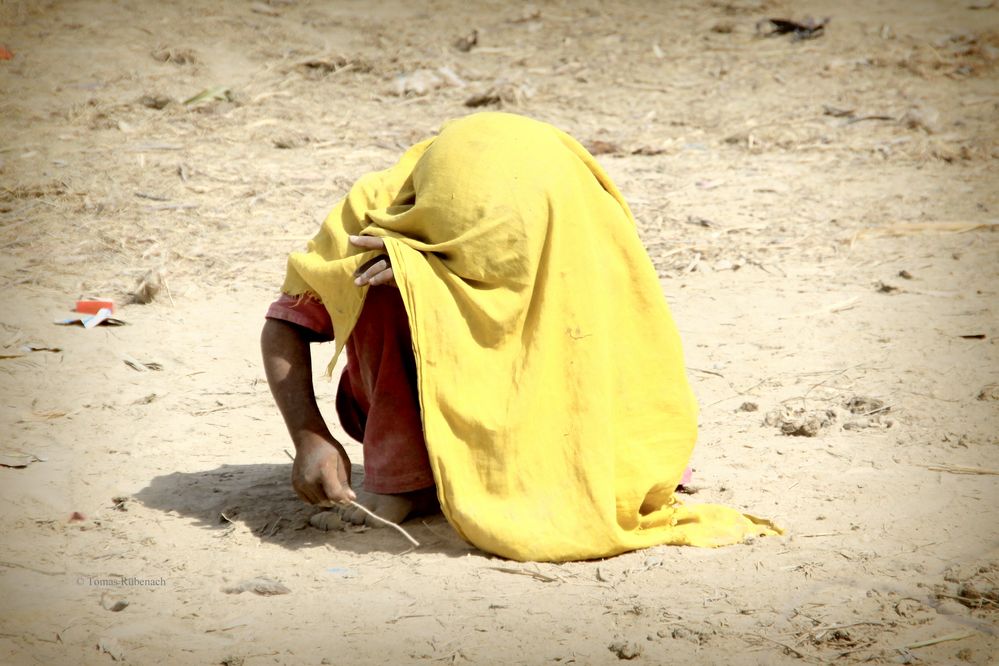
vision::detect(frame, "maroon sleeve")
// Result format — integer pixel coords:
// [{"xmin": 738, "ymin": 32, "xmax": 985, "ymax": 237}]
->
[{"xmin": 265, "ymin": 293, "xmax": 335, "ymax": 341}]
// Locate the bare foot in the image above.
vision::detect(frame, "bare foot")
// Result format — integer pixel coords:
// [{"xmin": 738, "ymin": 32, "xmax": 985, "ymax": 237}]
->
[{"xmin": 340, "ymin": 487, "xmax": 438, "ymax": 527}]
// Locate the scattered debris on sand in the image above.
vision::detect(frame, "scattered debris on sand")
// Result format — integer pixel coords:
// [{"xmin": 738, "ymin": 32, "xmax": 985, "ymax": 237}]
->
[
  {"xmin": 937, "ymin": 562, "xmax": 999, "ymax": 611},
  {"xmin": 131, "ymin": 269, "xmax": 164, "ymax": 304},
  {"xmin": 608, "ymin": 640, "xmax": 642, "ymax": 660},
  {"xmin": 757, "ymin": 17, "xmax": 829, "ymax": 41},
  {"xmin": 977, "ymin": 383, "xmax": 999, "ymax": 401},
  {"xmin": 764, "ymin": 406, "xmax": 836, "ymax": 437}
]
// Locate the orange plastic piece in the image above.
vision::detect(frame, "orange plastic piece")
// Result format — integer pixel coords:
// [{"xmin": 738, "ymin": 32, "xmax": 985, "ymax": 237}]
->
[
  {"xmin": 75, "ymin": 299, "xmax": 115, "ymax": 315},
  {"xmin": 0, "ymin": 46, "xmax": 13, "ymax": 61}
]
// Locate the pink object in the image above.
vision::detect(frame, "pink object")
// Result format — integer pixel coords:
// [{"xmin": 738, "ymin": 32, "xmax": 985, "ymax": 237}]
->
[{"xmin": 679, "ymin": 466, "xmax": 693, "ymax": 486}]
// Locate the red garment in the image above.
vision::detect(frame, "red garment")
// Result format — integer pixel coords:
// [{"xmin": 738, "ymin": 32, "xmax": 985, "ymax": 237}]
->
[
  {"xmin": 266, "ymin": 292, "xmax": 694, "ymax": 494},
  {"xmin": 266, "ymin": 289, "xmax": 435, "ymax": 493}
]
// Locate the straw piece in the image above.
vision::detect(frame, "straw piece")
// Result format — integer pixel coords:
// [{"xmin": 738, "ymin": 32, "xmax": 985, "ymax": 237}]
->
[
  {"xmin": 921, "ymin": 464, "xmax": 999, "ymax": 476},
  {"xmin": 903, "ymin": 631, "xmax": 975, "ymax": 650},
  {"xmin": 486, "ymin": 566, "xmax": 559, "ymax": 583},
  {"xmin": 856, "ymin": 221, "xmax": 999, "ymax": 239}
]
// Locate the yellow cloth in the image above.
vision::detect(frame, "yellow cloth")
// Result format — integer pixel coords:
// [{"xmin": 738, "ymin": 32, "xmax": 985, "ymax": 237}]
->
[{"xmin": 282, "ymin": 112, "xmax": 781, "ymax": 561}]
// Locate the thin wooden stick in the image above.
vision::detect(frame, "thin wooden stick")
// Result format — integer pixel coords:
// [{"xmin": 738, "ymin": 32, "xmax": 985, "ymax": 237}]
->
[
  {"xmin": 344, "ymin": 501, "xmax": 420, "ymax": 547},
  {"xmin": 162, "ymin": 276, "xmax": 176, "ymax": 308},
  {"xmin": 781, "ymin": 296, "xmax": 861, "ymax": 319},
  {"xmin": 903, "ymin": 631, "xmax": 975, "ymax": 650},
  {"xmin": 747, "ymin": 634, "xmax": 812, "ymax": 661},
  {"xmin": 921, "ymin": 464, "xmax": 999, "ymax": 476},
  {"xmin": 688, "ymin": 367, "xmax": 724, "ymax": 378},
  {"xmin": 856, "ymin": 221, "xmax": 999, "ymax": 239},
  {"xmin": 936, "ymin": 592, "xmax": 998, "ymax": 608},
  {"xmin": 486, "ymin": 566, "xmax": 559, "ymax": 583}
]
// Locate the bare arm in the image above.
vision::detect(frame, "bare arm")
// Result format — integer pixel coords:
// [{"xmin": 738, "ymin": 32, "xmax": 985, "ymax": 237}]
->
[
  {"xmin": 263, "ymin": 232, "xmax": 391, "ymax": 504},
  {"xmin": 261, "ymin": 318, "xmax": 330, "ymax": 440},
  {"xmin": 261, "ymin": 318, "xmax": 355, "ymax": 504}
]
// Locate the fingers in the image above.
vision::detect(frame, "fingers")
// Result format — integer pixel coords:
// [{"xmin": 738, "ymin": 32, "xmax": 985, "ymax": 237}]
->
[
  {"xmin": 294, "ymin": 472, "xmax": 344, "ymax": 506},
  {"xmin": 368, "ymin": 267, "xmax": 395, "ymax": 287},
  {"xmin": 321, "ymin": 475, "xmax": 356, "ymax": 505},
  {"xmin": 354, "ymin": 258, "xmax": 389, "ymax": 285},
  {"xmin": 350, "ymin": 235, "xmax": 397, "ymax": 287},
  {"xmin": 322, "ymin": 453, "xmax": 356, "ymax": 504},
  {"xmin": 348, "ymin": 234, "xmax": 385, "ymax": 250},
  {"xmin": 354, "ymin": 259, "xmax": 395, "ymax": 287}
]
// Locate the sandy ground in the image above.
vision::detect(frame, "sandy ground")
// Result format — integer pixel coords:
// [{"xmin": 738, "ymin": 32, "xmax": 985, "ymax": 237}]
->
[{"xmin": 1, "ymin": 0, "xmax": 998, "ymax": 664}]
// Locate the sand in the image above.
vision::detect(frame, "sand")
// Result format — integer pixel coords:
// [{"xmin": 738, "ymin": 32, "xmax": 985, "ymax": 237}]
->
[{"xmin": 1, "ymin": 0, "xmax": 997, "ymax": 663}]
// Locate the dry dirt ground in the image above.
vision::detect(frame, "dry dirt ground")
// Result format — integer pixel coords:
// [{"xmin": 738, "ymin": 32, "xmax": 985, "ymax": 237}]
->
[{"xmin": 1, "ymin": 0, "xmax": 998, "ymax": 664}]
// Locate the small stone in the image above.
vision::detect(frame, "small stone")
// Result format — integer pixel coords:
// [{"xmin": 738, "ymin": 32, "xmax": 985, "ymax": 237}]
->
[
  {"xmin": 845, "ymin": 396, "xmax": 886, "ymax": 414},
  {"xmin": 587, "ymin": 140, "xmax": 622, "ymax": 155},
  {"xmin": 139, "ymin": 94, "xmax": 172, "ymax": 110},
  {"xmin": 151, "ymin": 47, "xmax": 198, "ymax": 65},
  {"xmin": 100, "ymin": 591, "xmax": 130, "ymax": 612},
  {"xmin": 977, "ymin": 383, "xmax": 999, "ymax": 401},
  {"xmin": 608, "ymin": 640, "xmax": 642, "ymax": 660},
  {"xmin": 875, "ymin": 280, "xmax": 899, "ymax": 293},
  {"xmin": 671, "ymin": 626, "xmax": 705, "ymax": 644},
  {"xmin": 454, "ymin": 29, "xmax": 478, "ymax": 52}
]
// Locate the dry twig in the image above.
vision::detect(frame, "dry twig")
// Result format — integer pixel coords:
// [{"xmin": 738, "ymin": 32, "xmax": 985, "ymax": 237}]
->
[
  {"xmin": 344, "ymin": 500, "xmax": 420, "ymax": 547},
  {"xmin": 746, "ymin": 634, "xmax": 815, "ymax": 662},
  {"xmin": 921, "ymin": 464, "xmax": 999, "ymax": 476},
  {"xmin": 486, "ymin": 566, "xmax": 559, "ymax": 583},
  {"xmin": 902, "ymin": 631, "xmax": 975, "ymax": 650}
]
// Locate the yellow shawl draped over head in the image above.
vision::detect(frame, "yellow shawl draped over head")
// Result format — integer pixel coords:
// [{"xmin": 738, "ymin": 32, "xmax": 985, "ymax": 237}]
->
[{"xmin": 282, "ymin": 112, "xmax": 780, "ymax": 561}]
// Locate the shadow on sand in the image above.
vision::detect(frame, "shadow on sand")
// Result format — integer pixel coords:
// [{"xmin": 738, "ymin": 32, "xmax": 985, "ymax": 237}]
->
[{"xmin": 134, "ymin": 461, "xmax": 476, "ymax": 558}]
